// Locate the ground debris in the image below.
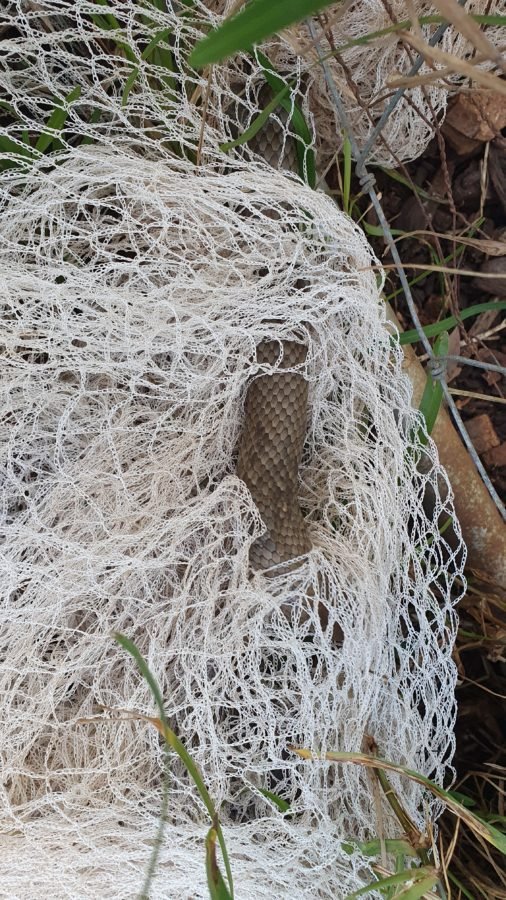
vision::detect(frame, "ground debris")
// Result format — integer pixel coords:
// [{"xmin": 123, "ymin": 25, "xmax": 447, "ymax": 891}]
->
[
  {"xmin": 474, "ymin": 254, "xmax": 506, "ymax": 297},
  {"xmin": 442, "ymin": 90, "xmax": 506, "ymax": 155},
  {"xmin": 464, "ymin": 413, "xmax": 500, "ymax": 455},
  {"xmin": 483, "ymin": 442, "xmax": 506, "ymax": 469}
]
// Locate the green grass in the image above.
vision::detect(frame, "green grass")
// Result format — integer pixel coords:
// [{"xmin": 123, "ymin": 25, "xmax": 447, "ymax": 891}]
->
[
  {"xmin": 189, "ymin": 0, "xmax": 506, "ymax": 69},
  {"xmin": 0, "ymin": 86, "xmax": 81, "ymax": 171},
  {"xmin": 417, "ymin": 330, "xmax": 448, "ymax": 441},
  {"xmin": 398, "ymin": 300, "xmax": 506, "ymax": 345},
  {"xmin": 115, "ymin": 633, "xmax": 234, "ymax": 899}
]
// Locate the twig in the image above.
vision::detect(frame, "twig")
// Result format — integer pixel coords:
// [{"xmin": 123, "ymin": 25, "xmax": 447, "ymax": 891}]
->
[{"xmin": 448, "ymin": 388, "xmax": 506, "ymax": 405}]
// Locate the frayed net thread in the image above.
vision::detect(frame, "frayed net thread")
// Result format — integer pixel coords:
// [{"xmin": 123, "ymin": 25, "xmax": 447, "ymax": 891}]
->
[{"xmin": 0, "ymin": 147, "xmax": 465, "ymax": 897}]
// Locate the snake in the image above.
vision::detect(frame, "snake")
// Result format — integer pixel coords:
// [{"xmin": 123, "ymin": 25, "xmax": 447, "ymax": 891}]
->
[
  {"xmin": 235, "ymin": 93, "xmax": 312, "ymax": 574},
  {"xmin": 236, "ymin": 339, "xmax": 311, "ymax": 573}
]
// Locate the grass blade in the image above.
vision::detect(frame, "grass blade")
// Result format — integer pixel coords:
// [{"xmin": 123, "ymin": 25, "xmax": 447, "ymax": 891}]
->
[
  {"xmin": 398, "ymin": 300, "xmax": 506, "ymax": 345},
  {"xmin": 220, "ymin": 84, "xmax": 290, "ymax": 152},
  {"xmin": 430, "ymin": 0, "xmax": 505, "ymax": 71},
  {"xmin": 35, "ymin": 85, "xmax": 81, "ymax": 154},
  {"xmin": 418, "ymin": 331, "xmax": 448, "ymax": 440},
  {"xmin": 393, "ymin": 872, "xmax": 441, "ymax": 899},
  {"xmin": 385, "ymin": 217, "xmax": 485, "ymax": 302},
  {"xmin": 317, "ymin": 14, "xmax": 506, "ymax": 66},
  {"xmin": 141, "ymin": 26, "xmax": 173, "ymax": 62},
  {"xmin": 206, "ymin": 822, "xmax": 233, "ymax": 899},
  {"xmin": 114, "ymin": 633, "xmax": 234, "ymax": 898},
  {"xmin": 290, "ymin": 747, "xmax": 506, "ymax": 854},
  {"xmin": 363, "ymin": 222, "xmax": 404, "ymax": 237},
  {"xmin": 255, "ymin": 49, "xmax": 316, "ymax": 187},
  {"xmin": 257, "ymin": 787, "xmax": 291, "ymax": 813},
  {"xmin": 345, "ymin": 838, "xmax": 418, "ymax": 858},
  {"xmin": 121, "ymin": 67, "xmax": 140, "ymax": 106},
  {"xmin": 379, "ymin": 167, "xmax": 449, "ymax": 204},
  {"xmin": 189, "ymin": 0, "xmax": 335, "ymax": 67},
  {"xmin": 346, "ymin": 866, "xmax": 438, "ymax": 899},
  {"xmin": 0, "ymin": 135, "xmax": 35, "ymax": 159}
]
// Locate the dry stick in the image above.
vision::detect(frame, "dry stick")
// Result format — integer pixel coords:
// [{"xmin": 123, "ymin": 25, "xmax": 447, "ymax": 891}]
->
[
  {"xmin": 390, "ymin": 39, "xmax": 506, "ymax": 95},
  {"xmin": 431, "ymin": 0, "xmax": 506, "ymax": 73},
  {"xmin": 306, "ymin": 20, "xmax": 506, "ymax": 585},
  {"xmin": 448, "ymin": 388, "xmax": 506, "ymax": 404}
]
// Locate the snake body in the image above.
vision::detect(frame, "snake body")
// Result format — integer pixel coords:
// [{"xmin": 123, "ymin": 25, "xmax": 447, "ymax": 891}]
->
[{"xmin": 237, "ymin": 340, "xmax": 311, "ymax": 572}]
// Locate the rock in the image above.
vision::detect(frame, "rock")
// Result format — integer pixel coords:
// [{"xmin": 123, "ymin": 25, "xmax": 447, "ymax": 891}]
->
[
  {"xmin": 474, "ymin": 255, "xmax": 506, "ymax": 297},
  {"xmin": 483, "ymin": 443, "xmax": 506, "ymax": 469},
  {"xmin": 443, "ymin": 90, "xmax": 506, "ymax": 155}
]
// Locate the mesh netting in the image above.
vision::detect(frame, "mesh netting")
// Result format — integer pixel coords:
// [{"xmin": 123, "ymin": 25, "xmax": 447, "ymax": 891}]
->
[
  {"xmin": 1, "ymin": 0, "xmax": 503, "ymax": 173},
  {"xmin": 0, "ymin": 2, "xmax": 468, "ymax": 897},
  {"xmin": 267, "ymin": 0, "xmax": 505, "ymax": 166}
]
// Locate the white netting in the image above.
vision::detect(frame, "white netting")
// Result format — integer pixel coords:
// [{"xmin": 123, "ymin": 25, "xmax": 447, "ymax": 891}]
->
[
  {"xmin": 207, "ymin": 0, "xmax": 505, "ymax": 166},
  {"xmin": 1, "ymin": 0, "xmax": 503, "ymax": 175},
  {"xmin": 267, "ymin": 0, "xmax": 505, "ymax": 166},
  {"xmin": 0, "ymin": 146, "xmax": 464, "ymax": 896},
  {"xmin": 0, "ymin": 3, "xmax": 468, "ymax": 897}
]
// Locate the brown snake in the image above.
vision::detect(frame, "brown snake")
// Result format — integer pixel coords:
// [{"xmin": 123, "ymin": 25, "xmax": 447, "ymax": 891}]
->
[
  {"xmin": 236, "ymin": 339, "xmax": 311, "ymax": 572},
  {"xmin": 236, "ymin": 102, "xmax": 312, "ymax": 573}
]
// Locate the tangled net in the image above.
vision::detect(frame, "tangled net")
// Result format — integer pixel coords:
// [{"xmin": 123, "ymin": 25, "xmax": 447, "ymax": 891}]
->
[
  {"xmin": 267, "ymin": 0, "xmax": 505, "ymax": 166},
  {"xmin": 1, "ymin": 0, "xmax": 503, "ymax": 174},
  {"xmin": 0, "ymin": 2, "xmax": 468, "ymax": 897}
]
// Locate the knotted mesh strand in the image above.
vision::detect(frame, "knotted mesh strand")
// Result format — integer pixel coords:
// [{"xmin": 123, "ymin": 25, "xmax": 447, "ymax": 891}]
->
[{"xmin": 0, "ymin": 2, "xmax": 467, "ymax": 897}]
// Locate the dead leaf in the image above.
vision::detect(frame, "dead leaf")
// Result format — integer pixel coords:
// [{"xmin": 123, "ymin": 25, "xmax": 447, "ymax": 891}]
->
[
  {"xmin": 477, "ymin": 347, "xmax": 506, "ymax": 367},
  {"xmin": 483, "ymin": 442, "xmax": 506, "ymax": 468},
  {"xmin": 484, "ymin": 369, "xmax": 502, "ymax": 387},
  {"xmin": 464, "ymin": 413, "xmax": 500, "ymax": 454},
  {"xmin": 468, "ymin": 308, "xmax": 500, "ymax": 338},
  {"xmin": 442, "ymin": 90, "xmax": 506, "ymax": 154},
  {"xmin": 475, "ymin": 346, "xmax": 506, "ymax": 386}
]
